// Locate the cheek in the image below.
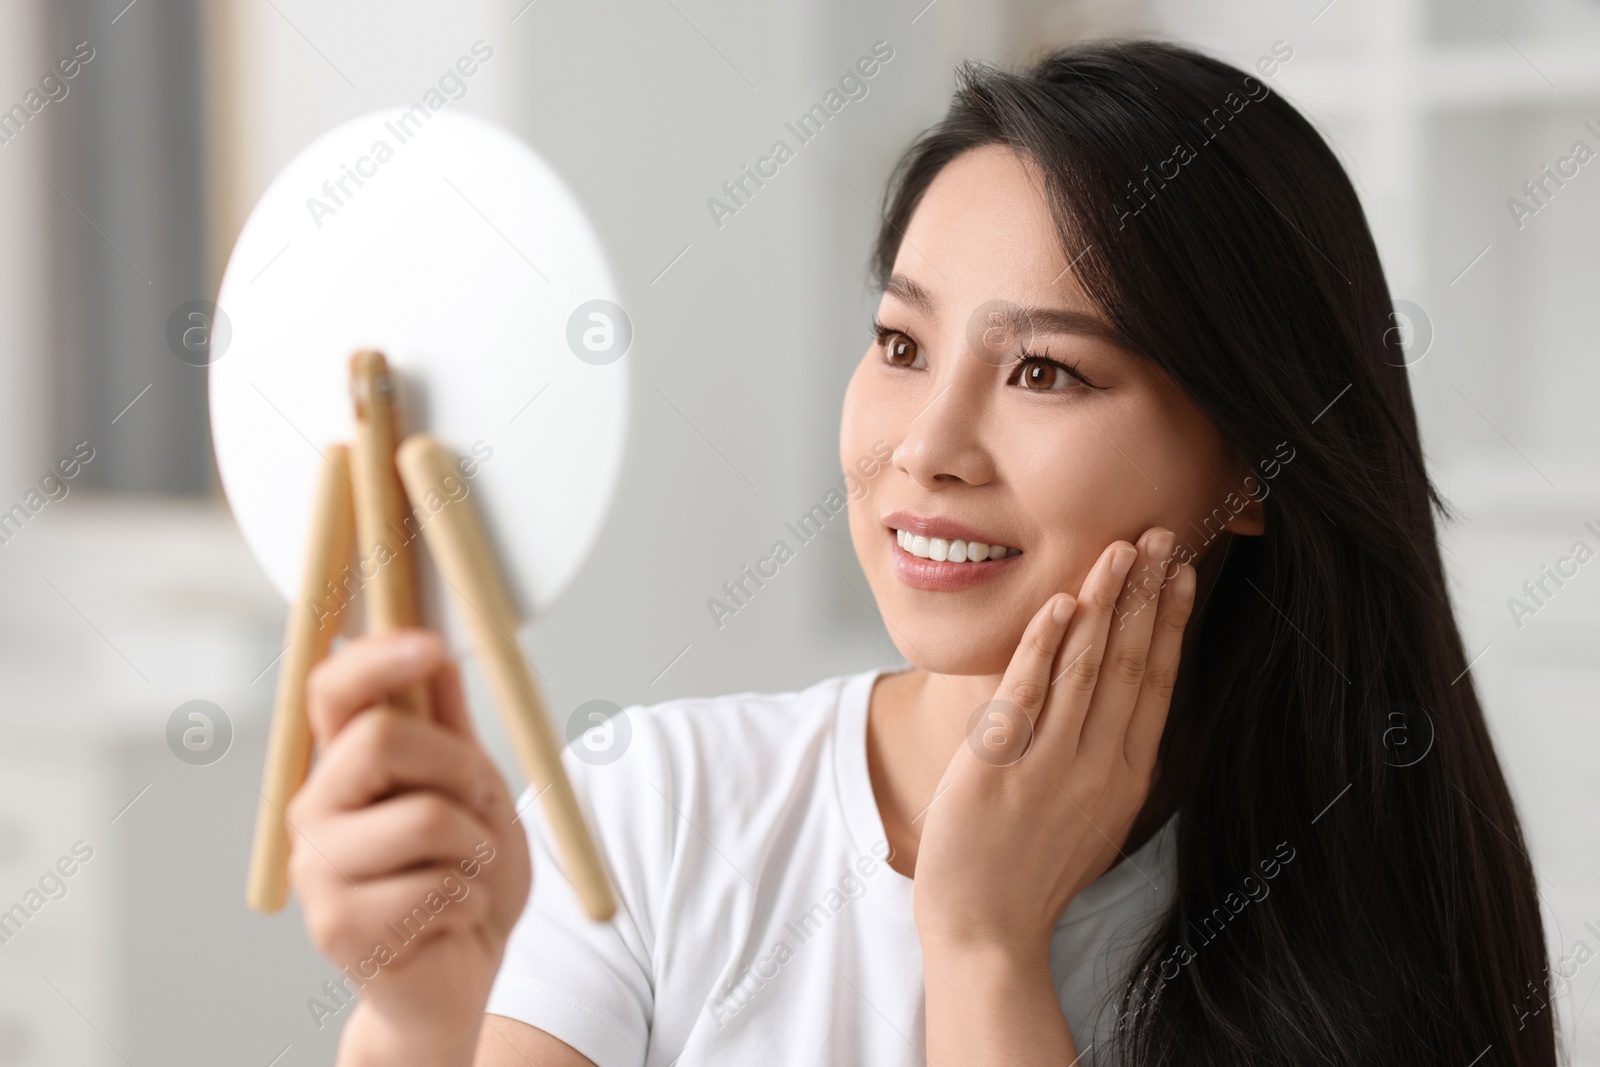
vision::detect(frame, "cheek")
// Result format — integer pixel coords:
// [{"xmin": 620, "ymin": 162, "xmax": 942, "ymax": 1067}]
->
[
  {"xmin": 1133, "ymin": 394, "xmax": 1239, "ymax": 542},
  {"xmin": 1009, "ymin": 397, "xmax": 1164, "ymax": 561},
  {"xmin": 838, "ymin": 350, "xmax": 875, "ymax": 477},
  {"xmin": 1006, "ymin": 392, "xmax": 1232, "ymax": 584},
  {"xmin": 1043, "ymin": 391, "xmax": 1227, "ymax": 516},
  {"xmin": 841, "ymin": 352, "xmax": 890, "ymax": 553},
  {"xmin": 840, "ymin": 349, "xmax": 908, "ymax": 500}
]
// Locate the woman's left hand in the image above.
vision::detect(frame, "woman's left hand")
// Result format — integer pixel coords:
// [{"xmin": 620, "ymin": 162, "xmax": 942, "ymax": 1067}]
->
[{"xmin": 912, "ymin": 525, "xmax": 1194, "ymax": 959}]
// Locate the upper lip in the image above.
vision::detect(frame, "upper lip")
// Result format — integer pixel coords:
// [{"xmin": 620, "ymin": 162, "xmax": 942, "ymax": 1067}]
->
[{"xmin": 882, "ymin": 510, "xmax": 1018, "ymax": 550}]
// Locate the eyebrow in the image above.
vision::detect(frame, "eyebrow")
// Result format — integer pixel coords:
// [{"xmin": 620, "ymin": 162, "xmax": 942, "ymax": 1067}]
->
[
  {"xmin": 884, "ymin": 273, "xmax": 938, "ymax": 316},
  {"xmin": 882, "ymin": 272, "xmax": 1133, "ymax": 351}
]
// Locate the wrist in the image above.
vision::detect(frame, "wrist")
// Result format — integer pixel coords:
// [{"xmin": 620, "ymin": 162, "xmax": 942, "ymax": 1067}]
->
[
  {"xmin": 921, "ymin": 934, "xmax": 1074, "ymax": 1064},
  {"xmin": 922, "ymin": 935, "xmax": 1051, "ymax": 985}
]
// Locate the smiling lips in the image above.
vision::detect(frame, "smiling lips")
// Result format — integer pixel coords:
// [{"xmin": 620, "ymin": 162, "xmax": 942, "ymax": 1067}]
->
[
  {"xmin": 895, "ymin": 528, "xmax": 1019, "ymax": 563},
  {"xmin": 882, "ymin": 511, "xmax": 1022, "ymax": 591}
]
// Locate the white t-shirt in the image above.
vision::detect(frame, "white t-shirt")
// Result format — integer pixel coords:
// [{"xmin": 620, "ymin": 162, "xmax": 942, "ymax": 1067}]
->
[{"xmin": 486, "ymin": 667, "xmax": 1177, "ymax": 1066}]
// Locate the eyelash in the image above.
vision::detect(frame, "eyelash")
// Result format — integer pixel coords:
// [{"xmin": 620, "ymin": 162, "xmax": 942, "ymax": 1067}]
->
[{"xmin": 871, "ymin": 318, "xmax": 1107, "ymax": 391}]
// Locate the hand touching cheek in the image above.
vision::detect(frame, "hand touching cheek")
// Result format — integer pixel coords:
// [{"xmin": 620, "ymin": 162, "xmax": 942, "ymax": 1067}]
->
[{"xmin": 912, "ymin": 526, "xmax": 1194, "ymax": 953}]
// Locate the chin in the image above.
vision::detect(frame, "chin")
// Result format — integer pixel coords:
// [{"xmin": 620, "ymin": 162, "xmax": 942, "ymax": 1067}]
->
[{"xmin": 878, "ymin": 612, "xmax": 1019, "ymax": 677}]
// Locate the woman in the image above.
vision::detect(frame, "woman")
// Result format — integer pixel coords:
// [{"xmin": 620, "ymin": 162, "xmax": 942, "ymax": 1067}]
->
[{"xmin": 286, "ymin": 41, "xmax": 1556, "ymax": 1066}]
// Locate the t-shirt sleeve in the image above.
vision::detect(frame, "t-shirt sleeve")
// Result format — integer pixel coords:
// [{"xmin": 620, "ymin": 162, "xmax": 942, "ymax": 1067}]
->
[{"xmin": 484, "ymin": 703, "xmax": 671, "ymax": 1067}]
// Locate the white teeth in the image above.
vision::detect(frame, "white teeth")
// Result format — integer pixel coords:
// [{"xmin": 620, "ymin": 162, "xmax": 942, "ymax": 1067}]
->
[{"xmin": 893, "ymin": 529, "xmax": 1017, "ymax": 562}]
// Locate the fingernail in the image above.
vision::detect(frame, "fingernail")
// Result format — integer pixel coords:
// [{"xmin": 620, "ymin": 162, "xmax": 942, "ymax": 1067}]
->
[
  {"xmin": 1111, "ymin": 544, "xmax": 1137, "ymax": 581},
  {"xmin": 1174, "ymin": 565, "xmax": 1196, "ymax": 604},
  {"xmin": 1051, "ymin": 594, "xmax": 1074, "ymax": 625},
  {"xmin": 1150, "ymin": 529, "xmax": 1175, "ymax": 561}
]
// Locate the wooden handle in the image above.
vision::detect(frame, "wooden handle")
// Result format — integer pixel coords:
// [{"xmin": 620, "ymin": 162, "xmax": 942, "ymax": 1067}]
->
[
  {"xmin": 349, "ymin": 350, "xmax": 431, "ymax": 719},
  {"xmin": 395, "ymin": 433, "xmax": 617, "ymax": 922},
  {"xmin": 247, "ymin": 445, "xmax": 356, "ymax": 913}
]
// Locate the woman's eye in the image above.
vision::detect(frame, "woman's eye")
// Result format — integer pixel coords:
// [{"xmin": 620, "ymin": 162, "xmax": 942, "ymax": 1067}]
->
[
  {"xmin": 1015, "ymin": 357, "xmax": 1073, "ymax": 391},
  {"xmin": 880, "ymin": 330, "xmax": 925, "ymax": 369}
]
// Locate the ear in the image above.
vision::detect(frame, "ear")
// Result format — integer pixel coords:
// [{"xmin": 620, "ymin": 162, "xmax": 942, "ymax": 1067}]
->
[{"xmin": 1224, "ymin": 473, "xmax": 1267, "ymax": 537}]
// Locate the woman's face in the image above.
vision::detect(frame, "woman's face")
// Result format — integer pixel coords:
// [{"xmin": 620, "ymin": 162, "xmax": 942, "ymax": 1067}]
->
[{"xmin": 841, "ymin": 144, "xmax": 1256, "ymax": 676}]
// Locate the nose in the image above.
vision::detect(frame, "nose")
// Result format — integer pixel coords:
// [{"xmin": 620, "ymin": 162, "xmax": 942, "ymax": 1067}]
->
[{"xmin": 891, "ymin": 355, "xmax": 996, "ymax": 490}]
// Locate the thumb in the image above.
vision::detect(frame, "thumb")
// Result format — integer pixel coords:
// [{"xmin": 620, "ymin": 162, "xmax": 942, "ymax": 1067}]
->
[{"xmin": 306, "ymin": 628, "xmax": 451, "ymax": 746}]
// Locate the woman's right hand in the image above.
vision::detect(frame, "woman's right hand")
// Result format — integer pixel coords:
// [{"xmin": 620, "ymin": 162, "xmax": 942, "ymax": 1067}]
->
[{"xmin": 287, "ymin": 629, "xmax": 532, "ymax": 1066}]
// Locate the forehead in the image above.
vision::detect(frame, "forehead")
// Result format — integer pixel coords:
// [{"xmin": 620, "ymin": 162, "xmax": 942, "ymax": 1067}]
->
[{"xmin": 892, "ymin": 144, "xmax": 1090, "ymax": 314}]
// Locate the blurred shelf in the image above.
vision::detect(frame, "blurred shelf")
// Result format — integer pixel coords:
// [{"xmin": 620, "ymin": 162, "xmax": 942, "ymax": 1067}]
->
[{"xmin": 0, "ymin": 495, "xmax": 285, "ymax": 723}]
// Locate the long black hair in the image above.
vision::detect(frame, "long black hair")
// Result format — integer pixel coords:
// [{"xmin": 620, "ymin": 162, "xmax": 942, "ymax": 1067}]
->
[{"xmin": 871, "ymin": 40, "xmax": 1555, "ymax": 1066}]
